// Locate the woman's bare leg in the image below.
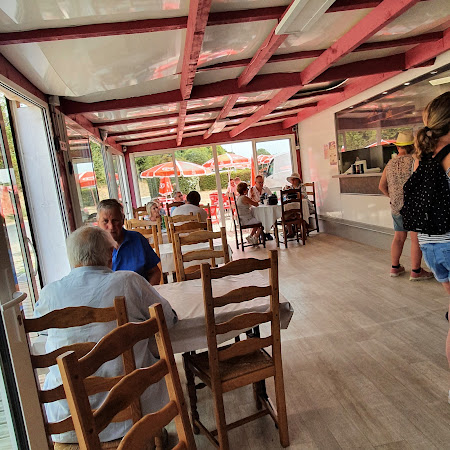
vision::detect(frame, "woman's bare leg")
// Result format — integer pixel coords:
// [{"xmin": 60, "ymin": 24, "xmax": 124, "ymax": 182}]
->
[
  {"xmin": 410, "ymin": 231, "xmax": 422, "ymax": 270},
  {"xmin": 391, "ymin": 231, "xmax": 407, "ymax": 266}
]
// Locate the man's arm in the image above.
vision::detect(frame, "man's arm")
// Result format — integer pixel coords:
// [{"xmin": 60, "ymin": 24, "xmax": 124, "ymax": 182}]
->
[{"xmin": 147, "ymin": 265, "xmax": 162, "ymax": 286}]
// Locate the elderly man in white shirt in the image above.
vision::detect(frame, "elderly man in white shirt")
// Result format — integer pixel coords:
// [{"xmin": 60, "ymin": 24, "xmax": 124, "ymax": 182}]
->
[
  {"xmin": 249, "ymin": 175, "xmax": 273, "ymax": 240},
  {"xmin": 33, "ymin": 226, "xmax": 177, "ymax": 446}
]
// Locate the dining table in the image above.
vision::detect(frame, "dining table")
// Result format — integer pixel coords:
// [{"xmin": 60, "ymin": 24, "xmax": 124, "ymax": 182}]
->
[
  {"xmin": 154, "ymin": 271, "xmax": 294, "ymax": 354},
  {"xmin": 252, "ymin": 199, "xmax": 310, "ymax": 233}
]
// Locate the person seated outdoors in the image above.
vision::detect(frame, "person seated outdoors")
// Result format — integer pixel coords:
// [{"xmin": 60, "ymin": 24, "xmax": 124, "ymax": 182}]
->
[
  {"xmin": 236, "ymin": 182, "xmax": 262, "ymax": 246},
  {"xmin": 151, "ymin": 197, "xmax": 166, "ymax": 217},
  {"xmin": 172, "ymin": 190, "xmax": 208, "ymax": 222},
  {"xmin": 249, "ymin": 175, "xmax": 273, "ymax": 240},
  {"xmin": 170, "ymin": 191, "xmax": 185, "ymax": 215},
  {"xmin": 97, "ymin": 199, "xmax": 161, "ymax": 285},
  {"xmin": 226, "ymin": 178, "xmax": 237, "ymax": 196},
  {"xmin": 33, "ymin": 226, "xmax": 177, "ymax": 447}
]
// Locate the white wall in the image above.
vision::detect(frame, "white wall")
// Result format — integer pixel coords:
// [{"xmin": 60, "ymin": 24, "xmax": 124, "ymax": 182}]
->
[{"xmin": 298, "ymin": 50, "xmax": 450, "ymax": 229}]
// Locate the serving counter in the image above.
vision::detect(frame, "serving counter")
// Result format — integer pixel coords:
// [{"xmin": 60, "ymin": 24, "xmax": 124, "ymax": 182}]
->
[{"xmin": 332, "ymin": 173, "xmax": 382, "ymax": 195}]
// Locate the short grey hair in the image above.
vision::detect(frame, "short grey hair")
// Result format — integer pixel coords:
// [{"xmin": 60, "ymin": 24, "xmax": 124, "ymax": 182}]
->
[
  {"xmin": 66, "ymin": 226, "xmax": 116, "ymax": 268},
  {"xmin": 97, "ymin": 199, "xmax": 124, "ymax": 219}
]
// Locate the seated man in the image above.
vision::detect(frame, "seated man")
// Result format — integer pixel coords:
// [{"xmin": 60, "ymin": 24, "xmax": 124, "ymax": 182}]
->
[
  {"xmin": 249, "ymin": 175, "xmax": 273, "ymax": 240},
  {"xmin": 97, "ymin": 199, "xmax": 161, "ymax": 285},
  {"xmin": 170, "ymin": 191, "xmax": 185, "ymax": 215},
  {"xmin": 34, "ymin": 226, "xmax": 177, "ymax": 446},
  {"xmin": 172, "ymin": 190, "xmax": 208, "ymax": 222}
]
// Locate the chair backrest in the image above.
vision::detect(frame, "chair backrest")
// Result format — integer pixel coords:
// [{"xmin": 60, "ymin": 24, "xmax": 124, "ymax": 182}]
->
[
  {"xmin": 167, "ymin": 212, "xmax": 202, "ymax": 243},
  {"xmin": 166, "ymin": 201, "xmax": 184, "ymax": 216},
  {"xmin": 23, "ymin": 297, "xmax": 139, "ymax": 446},
  {"xmin": 200, "ymin": 203, "xmax": 211, "ymax": 218},
  {"xmin": 132, "ymin": 206, "xmax": 147, "ymax": 219},
  {"xmin": 173, "ymin": 227, "xmax": 229, "ymax": 282},
  {"xmin": 56, "ymin": 303, "xmax": 196, "ymax": 450},
  {"xmin": 280, "ymin": 188, "xmax": 303, "ymax": 222},
  {"xmin": 124, "ymin": 219, "xmax": 164, "ymax": 284},
  {"xmin": 303, "ymin": 182, "xmax": 316, "ymax": 206},
  {"xmin": 126, "ymin": 217, "xmax": 163, "ymax": 244},
  {"xmin": 200, "ymin": 250, "xmax": 281, "ymax": 388}
]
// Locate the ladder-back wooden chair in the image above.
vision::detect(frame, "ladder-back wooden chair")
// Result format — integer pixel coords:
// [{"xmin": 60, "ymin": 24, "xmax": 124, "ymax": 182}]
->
[
  {"xmin": 124, "ymin": 219, "xmax": 164, "ymax": 285},
  {"xmin": 167, "ymin": 212, "xmax": 202, "ymax": 243},
  {"xmin": 126, "ymin": 217, "xmax": 163, "ymax": 244},
  {"xmin": 275, "ymin": 188, "xmax": 306, "ymax": 248},
  {"xmin": 132, "ymin": 206, "xmax": 147, "ymax": 220},
  {"xmin": 183, "ymin": 251, "xmax": 289, "ymax": 449},
  {"xmin": 303, "ymin": 182, "xmax": 319, "ymax": 233},
  {"xmin": 57, "ymin": 303, "xmax": 196, "ymax": 450},
  {"xmin": 23, "ymin": 297, "xmax": 139, "ymax": 449},
  {"xmin": 231, "ymin": 193, "xmax": 265, "ymax": 251},
  {"xmin": 172, "ymin": 227, "xmax": 229, "ymax": 282}
]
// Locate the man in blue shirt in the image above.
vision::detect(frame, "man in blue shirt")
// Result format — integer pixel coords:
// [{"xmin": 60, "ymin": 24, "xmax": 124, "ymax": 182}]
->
[{"xmin": 97, "ymin": 199, "xmax": 161, "ymax": 285}]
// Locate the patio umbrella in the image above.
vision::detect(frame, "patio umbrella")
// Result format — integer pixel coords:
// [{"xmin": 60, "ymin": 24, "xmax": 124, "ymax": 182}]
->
[
  {"xmin": 202, "ymin": 153, "xmax": 251, "ymax": 170},
  {"xmin": 140, "ymin": 160, "xmax": 212, "ymax": 178},
  {"xmin": 159, "ymin": 176, "xmax": 173, "ymax": 196},
  {"xmin": 365, "ymin": 139, "xmax": 396, "ymax": 148},
  {"xmin": 257, "ymin": 154, "xmax": 273, "ymax": 165},
  {"xmin": 77, "ymin": 171, "xmax": 97, "ymax": 188}
]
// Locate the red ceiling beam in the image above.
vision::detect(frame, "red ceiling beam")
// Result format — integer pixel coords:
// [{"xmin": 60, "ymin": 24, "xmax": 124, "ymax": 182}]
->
[
  {"xmin": 203, "ymin": 94, "xmax": 240, "ymax": 139},
  {"xmin": 300, "ymin": 0, "xmax": 421, "ymax": 85},
  {"xmin": 228, "ymin": 0, "xmax": 421, "ymax": 137},
  {"xmin": 128, "ymin": 122, "xmax": 293, "ymax": 153},
  {"xmin": 180, "ymin": 0, "xmax": 212, "ymax": 100},
  {"xmin": 197, "ymin": 31, "xmax": 442, "ymax": 73},
  {"xmin": 176, "ymin": 101, "xmax": 188, "ymax": 146},
  {"xmin": 0, "ymin": 7, "xmax": 284, "ymax": 45}
]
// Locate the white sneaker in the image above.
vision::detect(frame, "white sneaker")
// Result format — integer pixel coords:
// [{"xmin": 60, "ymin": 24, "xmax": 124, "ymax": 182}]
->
[
  {"xmin": 251, "ymin": 235, "xmax": 259, "ymax": 245},
  {"xmin": 246, "ymin": 235, "xmax": 253, "ymax": 244}
]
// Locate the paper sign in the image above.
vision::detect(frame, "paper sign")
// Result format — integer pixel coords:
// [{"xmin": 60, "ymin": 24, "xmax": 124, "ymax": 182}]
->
[
  {"xmin": 329, "ymin": 141, "xmax": 337, "ymax": 165},
  {"xmin": 323, "ymin": 143, "xmax": 329, "ymax": 159}
]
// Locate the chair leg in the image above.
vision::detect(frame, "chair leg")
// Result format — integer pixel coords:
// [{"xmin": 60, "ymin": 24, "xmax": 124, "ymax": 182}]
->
[
  {"xmin": 274, "ymin": 224, "xmax": 280, "ymax": 248},
  {"xmin": 301, "ymin": 221, "xmax": 307, "ymax": 245},
  {"xmin": 262, "ymin": 227, "xmax": 266, "ymax": 248},
  {"xmin": 183, "ymin": 354, "xmax": 200, "ymax": 434},
  {"xmin": 240, "ymin": 228, "xmax": 245, "ymax": 252},
  {"xmin": 234, "ymin": 221, "xmax": 239, "ymax": 250},
  {"xmin": 211, "ymin": 388, "xmax": 230, "ymax": 450},
  {"xmin": 273, "ymin": 370, "xmax": 290, "ymax": 448},
  {"xmin": 315, "ymin": 210, "xmax": 319, "ymax": 233}
]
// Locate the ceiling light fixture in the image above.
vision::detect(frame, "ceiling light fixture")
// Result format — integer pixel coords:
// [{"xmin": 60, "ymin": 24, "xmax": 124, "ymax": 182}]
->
[
  {"xmin": 429, "ymin": 76, "xmax": 450, "ymax": 86},
  {"xmin": 404, "ymin": 82, "xmax": 411, "ymax": 86},
  {"xmin": 430, "ymin": 71, "xmax": 438, "ymax": 74},
  {"xmin": 275, "ymin": 0, "xmax": 336, "ymax": 35},
  {"xmin": 382, "ymin": 91, "xmax": 388, "ymax": 95}
]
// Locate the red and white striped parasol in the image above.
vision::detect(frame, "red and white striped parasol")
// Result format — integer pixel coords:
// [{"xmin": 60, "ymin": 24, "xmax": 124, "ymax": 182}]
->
[
  {"xmin": 140, "ymin": 160, "xmax": 211, "ymax": 178},
  {"xmin": 158, "ymin": 176, "xmax": 173, "ymax": 196},
  {"xmin": 203, "ymin": 153, "xmax": 251, "ymax": 170}
]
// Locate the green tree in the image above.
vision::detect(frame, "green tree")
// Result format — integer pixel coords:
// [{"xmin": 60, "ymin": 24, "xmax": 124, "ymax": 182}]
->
[
  {"xmin": 256, "ymin": 148, "xmax": 270, "ymax": 155},
  {"xmin": 90, "ymin": 140, "xmax": 106, "ymax": 186}
]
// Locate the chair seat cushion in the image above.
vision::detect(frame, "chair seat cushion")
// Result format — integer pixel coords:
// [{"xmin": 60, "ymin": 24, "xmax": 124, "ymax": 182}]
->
[{"xmin": 187, "ymin": 348, "xmax": 273, "ymax": 383}]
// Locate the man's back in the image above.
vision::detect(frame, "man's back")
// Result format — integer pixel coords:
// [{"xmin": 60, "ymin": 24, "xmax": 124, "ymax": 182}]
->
[
  {"xmin": 172, "ymin": 203, "xmax": 207, "ymax": 221},
  {"xmin": 34, "ymin": 267, "xmax": 176, "ymax": 443}
]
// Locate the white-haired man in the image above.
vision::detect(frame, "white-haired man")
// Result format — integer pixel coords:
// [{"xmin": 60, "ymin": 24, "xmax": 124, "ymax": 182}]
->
[
  {"xmin": 34, "ymin": 226, "xmax": 177, "ymax": 446},
  {"xmin": 97, "ymin": 199, "xmax": 161, "ymax": 285}
]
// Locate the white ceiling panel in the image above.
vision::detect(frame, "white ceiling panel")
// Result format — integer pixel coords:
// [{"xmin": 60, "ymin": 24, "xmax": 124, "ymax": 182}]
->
[
  {"xmin": 258, "ymin": 58, "xmax": 314, "ymax": 75},
  {"xmin": 102, "ymin": 117, "xmax": 179, "ymax": 132},
  {"xmin": 276, "ymin": 10, "xmax": 369, "ymax": 54},
  {"xmin": 85, "ymin": 104, "xmax": 179, "ymax": 123},
  {"xmin": 187, "ymin": 97, "xmax": 226, "ymax": 110},
  {"xmin": 210, "ymin": 0, "xmax": 289, "ymax": 13},
  {"xmin": 236, "ymin": 90, "xmax": 279, "ymax": 103},
  {"xmin": 0, "ymin": 0, "xmax": 191, "ymax": 31}
]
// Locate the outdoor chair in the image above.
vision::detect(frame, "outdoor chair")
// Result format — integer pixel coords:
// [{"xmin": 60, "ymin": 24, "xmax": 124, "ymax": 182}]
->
[
  {"xmin": 132, "ymin": 206, "xmax": 147, "ymax": 220},
  {"xmin": 167, "ymin": 212, "xmax": 202, "ymax": 243},
  {"xmin": 23, "ymin": 297, "xmax": 139, "ymax": 449},
  {"xmin": 274, "ymin": 188, "xmax": 306, "ymax": 248},
  {"xmin": 172, "ymin": 227, "xmax": 230, "ymax": 282},
  {"xmin": 56, "ymin": 303, "xmax": 196, "ymax": 450},
  {"xmin": 183, "ymin": 250, "xmax": 289, "ymax": 449},
  {"xmin": 231, "ymin": 193, "xmax": 265, "ymax": 251},
  {"xmin": 303, "ymin": 182, "xmax": 319, "ymax": 233}
]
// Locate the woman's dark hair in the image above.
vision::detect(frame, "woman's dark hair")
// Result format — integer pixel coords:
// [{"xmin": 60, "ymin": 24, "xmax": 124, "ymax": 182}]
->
[
  {"xmin": 415, "ymin": 91, "xmax": 450, "ymax": 159},
  {"xmin": 236, "ymin": 182, "xmax": 248, "ymax": 195},
  {"xmin": 399, "ymin": 144, "xmax": 415, "ymax": 155}
]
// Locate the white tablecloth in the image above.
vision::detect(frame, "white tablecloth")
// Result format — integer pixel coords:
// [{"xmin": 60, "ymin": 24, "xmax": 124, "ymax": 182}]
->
[
  {"xmin": 252, "ymin": 200, "xmax": 310, "ymax": 232},
  {"xmin": 158, "ymin": 240, "xmax": 232, "ymax": 274},
  {"xmin": 155, "ymin": 272, "xmax": 294, "ymax": 354}
]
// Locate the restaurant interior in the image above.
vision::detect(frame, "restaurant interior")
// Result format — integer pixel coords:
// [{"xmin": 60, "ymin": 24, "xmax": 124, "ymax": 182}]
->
[{"xmin": 0, "ymin": 0, "xmax": 449, "ymax": 448}]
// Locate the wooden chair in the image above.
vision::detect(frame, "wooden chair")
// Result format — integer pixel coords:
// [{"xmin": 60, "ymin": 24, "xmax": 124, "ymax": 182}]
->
[
  {"xmin": 23, "ymin": 298, "xmax": 138, "ymax": 449},
  {"xmin": 200, "ymin": 203, "xmax": 212, "ymax": 219},
  {"xmin": 303, "ymin": 182, "xmax": 319, "ymax": 233},
  {"xmin": 183, "ymin": 251, "xmax": 289, "ymax": 449},
  {"xmin": 231, "ymin": 193, "xmax": 265, "ymax": 251},
  {"xmin": 166, "ymin": 201, "xmax": 184, "ymax": 216},
  {"xmin": 132, "ymin": 206, "xmax": 147, "ymax": 220},
  {"xmin": 124, "ymin": 219, "xmax": 164, "ymax": 285},
  {"xmin": 172, "ymin": 227, "xmax": 230, "ymax": 282},
  {"xmin": 274, "ymin": 188, "xmax": 306, "ymax": 248},
  {"xmin": 166, "ymin": 212, "xmax": 202, "ymax": 243},
  {"xmin": 125, "ymin": 217, "xmax": 163, "ymax": 245},
  {"xmin": 56, "ymin": 303, "xmax": 196, "ymax": 450}
]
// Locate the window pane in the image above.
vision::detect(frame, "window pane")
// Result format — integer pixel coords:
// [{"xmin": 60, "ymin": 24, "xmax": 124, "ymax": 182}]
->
[{"xmin": 90, "ymin": 140, "xmax": 109, "ymax": 202}]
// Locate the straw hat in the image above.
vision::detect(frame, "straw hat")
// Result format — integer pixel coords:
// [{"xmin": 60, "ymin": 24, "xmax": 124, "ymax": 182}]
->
[
  {"xmin": 286, "ymin": 172, "xmax": 302, "ymax": 184},
  {"xmin": 394, "ymin": 130, "xmax": 414, "ymax": 146}
]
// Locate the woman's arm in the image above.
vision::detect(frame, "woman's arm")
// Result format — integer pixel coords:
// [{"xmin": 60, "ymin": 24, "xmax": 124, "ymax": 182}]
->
[
  {"xmin": 241, "ymin": 195, "xmax": 259, "ymax": 207},
  {"xmin": 378, "ymin": 168, "xmax": 389, "ymax": 196}
]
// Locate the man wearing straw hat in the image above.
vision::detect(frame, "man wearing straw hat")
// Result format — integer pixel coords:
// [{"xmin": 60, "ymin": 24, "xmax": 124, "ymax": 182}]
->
[{"xmin": 379, "ymin": 130, "xmax": 433, "ymax": 281}]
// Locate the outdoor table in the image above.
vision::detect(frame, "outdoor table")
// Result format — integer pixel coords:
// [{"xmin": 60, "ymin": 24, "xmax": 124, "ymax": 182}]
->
[
  {"xmin": 252, "ymin": 199, "xmax": 310, "ymax": 233},
  {"xmin": 154, "ymin": 271, "xmax": 293, "ymax": 354},
  {"xmin": 158, "ymin": 240, "xmax": 232, "ymax": 275}
]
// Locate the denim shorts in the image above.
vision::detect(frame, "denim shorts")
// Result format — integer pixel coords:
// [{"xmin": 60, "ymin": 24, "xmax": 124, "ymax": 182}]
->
[
  {"xmin": 392, "ymin": 213, "xmax": 406, "ymax": 232},
  {"xmin": 420, "ymin": 243, "xmax": 450, "ymax": 283}
]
